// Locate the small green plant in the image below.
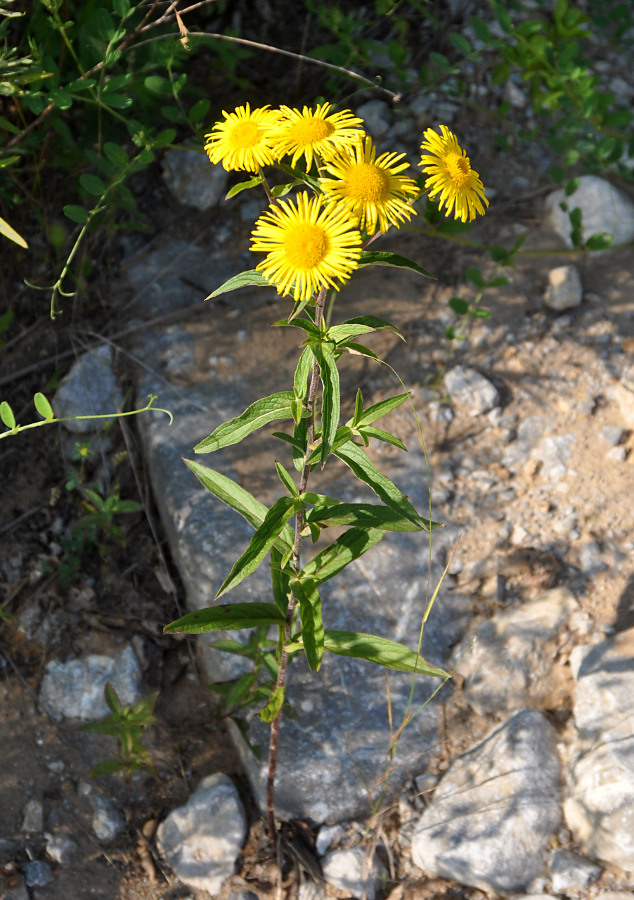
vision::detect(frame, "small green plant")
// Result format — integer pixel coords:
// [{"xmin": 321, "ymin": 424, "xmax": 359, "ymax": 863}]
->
[{"xmin": 81, "ymin": 683, "xmax": 158, "ymax": 781}]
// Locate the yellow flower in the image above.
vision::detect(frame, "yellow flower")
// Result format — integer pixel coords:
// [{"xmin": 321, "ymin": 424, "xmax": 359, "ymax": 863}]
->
[
  {"xmin": 250, "ymin": 192, "xmax": 362, "ymax": 303},
  {"xmin": 419, "ymin": 125, "xmax": 488, "ymax": 223},
  {"xmin": 271, "ymin": 103, "xmax": 365, "ymax": 171},
  {"xmin": 204, "ymin": 103, "xmax": 282, "ymax": 172},
  {"xmin": 320, "ymin": 136, "xmax": 420, "ymax": 235}
]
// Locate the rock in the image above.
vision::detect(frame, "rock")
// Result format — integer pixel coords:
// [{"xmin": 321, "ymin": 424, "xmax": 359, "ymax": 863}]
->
[
  {"xmin": 21, "ymin": 798, "xmax": 43, "ymax": 832},
  {"xmin": 612, "ymin": 381, "xmax": 634, "ymax": 429},
  {"xmin": 444, "ymin": 365, "xmax": 500, "ymax": 416},
  {"xmin": 601, "ymin": 425, "xmax": 625, "ymax": 445},
  {"xmin": 299, "ymin": 883, "xmax": 327, "ymax": 900},
  {"xmin": 138, "ymin": 380, "xmax": 469, "ymax": 822},
  {"xmin": 578, "ymin": 540, "xmax": 606, "ymax": 576},
  {"xmin": 87, "ymin": 791, "xmax": 125, "ymax": 841},
  {"xmin": 52, "ymin": 345, "xmax": 123, "ymax": 434},
  {"xmin": 543, "ymin": 265, "xmax": 583, "ymax": 311},
  {"xmin": 564, "ymin": 627, "xmax": 634, "ymax": 870},
  {"xmin": 355, "ymin": 100, "xmax": 392, "ymax": 138},
  {"xmin": 39, "ymin": 645, "xmax": 142, "ymax": 722},
  {"xmin": 45, "ymin": 833, "xmax": 77, "ymax": 865},
  {"xmin": 606, "ymin": 445, "xmax": 628, "ymax": 462},
  {"xmin": 161, "ymin": 148, "xmax": 228, "ymax": 210},
  {"xmin": 23, "ymin": 861, "xmax": 53, "ymax": 888},
  {"xmin": 410, "ymin": 710, "xmax": 562, "ymax": 894},
  {"xmin": 315, "ymin": 823, "xmax": 346, "ymax": 856},
  {"xmin": 321, "ymin": 846, "xmax": 387, "ymax": 900},
  {"xmin": 156, "ymin": 773, "xmax": 247, "ymax": 895},
  {"xmin": 548, "ymin": 848, "xmax": 601, "ymax": 893},
  {"xmin": 455, "ymin": 587, "xmax": 577, "ymax": 715},
  {"xmin": 545, "ymin": 175, "xmax": 634, "ymax": 248},
  {"xmin": 532, "ymin": 433, "xmax": 575, "ymax": 482}
]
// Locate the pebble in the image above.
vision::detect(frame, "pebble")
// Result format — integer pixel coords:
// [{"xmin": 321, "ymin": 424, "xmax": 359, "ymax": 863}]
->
[
  {"xmin": 321, "ymin": 846, "xmax": 387, "ymax": 900},
  {"xmin": 23, "ymin": 861, "xmax": 53, "ymax": 888},
  {"xmin": 548, "ymin": 848, "xmax": 602, "ymax": 893},
  {"xmin": 45, "ymin": 833, "xmax": 77, "ymax": 865},
  {"xmin": 444, "ymin": 365, "xmax": 500, "ymax": 416},
  {"xmin": 578, "ymin": 540, "xmax": 606, "ymax": 576},
  {"xmin": 543, "ymin": 265, "xmax": 583, "ymax": 311},
  {"xmin": 157, "ymin": 773, "xmax": 247, "ymax": 895},
  {"xmin": 545, "ymin": 175, "xmax": 634, "ymax": 248},
  {"xmin": 83, "ymin": 789, "xmax": 125, "ymax": 841},
  {"xmin": 161, "ymin": 148, "xmax": 228, "ymax": 211},
  {"xmin": 355, "ymin": 100, "xmax": 391, "ymax": 138},
  {"xmin": 52, "ymin": 345, "xmax": 123, "ymax": 434},
  {"xmin": 601, "ymin": 425, "xmax": 625, "ymax": 445},
  {"xmin": 21, "ymin": 798, "xmax": 43, "ymax": 833}
]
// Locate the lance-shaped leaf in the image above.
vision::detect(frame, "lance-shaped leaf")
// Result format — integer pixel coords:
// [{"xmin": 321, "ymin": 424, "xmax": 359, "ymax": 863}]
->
[
  {"xmin": 216, "ymin": 496, "xmax": 297, "ymax": 599},
  {"xmin": 226, "ymin": 176, "xmax": 262, "ymax": 199},
  {"xmin": 300, "ymin": 526, "xmax": 386, "ymax": 583},
  {"xmin": 311, "ymin": 342, "xmax": 340, "ymax": 467},
  {"xmin": 259, "ymin": 685, "xmax": 285, "ymax": 723},
  {"xmin": 358, "ymin": 250, "xmax": 435, "ymax": 280},
  {"xmin": 271, "ymin": 546, "xmax": 292, "ymax": 615},
  {"xmin": 322, "ymin": 630, "xmax": 449, "ymax": 678},
  {"xmin": 359, "ymin": 425, "xmax": 407, "ymax": 451},
  {"xmin": 183, "ymin": 459, "xmax": 294, "ymax": 551},
  {"xmin": 328, "ymin": 315, "xmax": 404, "ymax": 343},
  {"xmin": 292, "ymin": 577, "xmax": 324, "ymax": 671},
  {"xmin": 164, "ymin": 602, "xmax": 286, "ymax": 634},
  {"xmin": 305, "ymin": 501, "xmax": 440, "ymax": 533},
  {"xmin": 350, "ymin": 392, "xmax": 410, "ymax": 427},
  {"xmin": 194, "ymin": 391, "xmax": 295, "ymax": 453},
  {"xmin": 293, "ymin": 346, "xmax": 313, "ymax": 406},
  {"xmin": 205, "ymin": 269, "xmax": 270, "ymax": 300},
  {"xmin": 335, "ymin": 441, "xmax": 428, "ymax": 529},
  {"xmin": 274, "ymin": 317, "xmax": 321, "ymax": 340}
]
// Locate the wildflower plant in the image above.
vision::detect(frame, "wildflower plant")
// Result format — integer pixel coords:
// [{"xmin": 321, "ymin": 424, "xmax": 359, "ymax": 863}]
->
[{"xmin": 164, "ymin": 104, "xmax": 488, "ymax": 836}]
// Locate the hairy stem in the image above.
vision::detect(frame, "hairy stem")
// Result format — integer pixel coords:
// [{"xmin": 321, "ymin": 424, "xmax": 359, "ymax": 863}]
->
[{"xmin": 266, "ymin": 286, "xmax": 326, "ymax": 840}]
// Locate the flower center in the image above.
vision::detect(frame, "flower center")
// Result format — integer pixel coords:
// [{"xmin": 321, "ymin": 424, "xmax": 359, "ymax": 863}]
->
[
  {"xmin": 230, "ymin": 120, "xmax": 262, "ymax": 149},
  {"xmin": 283, "ymin": 223, "xmax": 329, "ymax": 269},
  {"xmin": 288, "ymin": 117, "xmax": 334, "ymax": 147},
  {"xmin": 344, "ymin": 163, "xmax": 390, "ymax": 203},
  {"xmin": 445, "ymin": 152, "xmax": 471, "ymax": 187}
]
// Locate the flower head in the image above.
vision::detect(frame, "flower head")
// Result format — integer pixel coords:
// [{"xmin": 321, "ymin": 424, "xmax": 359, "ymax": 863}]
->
[
  {"xmin": 419, "ymin": 125, "xmax": 488, "ymax": 223},
  {"xmin": 250, "ymin": 192, "xmax": 362, "ymax": 303},
  {"xmin": 320, "ymin": 136, "xmax": 420, "ymax": 235},
  {"xmin": 271, "ymin": 103, "xmax": 365, "ymax": 171},
  {"xmin": 204, "ymin": 103, "xmax": 282, "ymax": 172}
]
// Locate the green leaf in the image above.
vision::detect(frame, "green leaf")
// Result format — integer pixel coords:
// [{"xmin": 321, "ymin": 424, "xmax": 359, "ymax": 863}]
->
[
  {"xmin": 206, "ymin": 269, "xmax": 270, "ymax": 299},
  {"xmin": 292, "ymin": 577, "xmax": 323, "ymax": 671},
  {"xmin": 103, "ymin": 142, "xmax": 129, "ymax": 167},
  {"xmin": 104, "ymin": 682, "xmax": 123, "ymax": 714},
  {"xmin": 164, "ymin": 602, "xmax": 286, "ymax": 634},
  {"xmin": 95, "ymin": 7, "xmax": 116, "ymax": 39},
  {"xmin": 194, "ymin": 392, "xmax": 295, "ymax": 453},
  {"xmin": 359, "ymin": 425, "xmax": 407, "ymax": 451},
  {"xmin": 305, "ymin": 500, "xmax": 439, "ymax": 532},
  {"xmin": 327, "ymin": 315, "xmax": 404, "ymax": 343},
  {"xmin": 153, "ymin": 128, "xmax": 176, "ymax": 149},
  {"xmin": 465, "ymin": 267, "xmax": 485, "ymax": 288},
  {"xmin": 353, "ymin": 389, "xmax": 364, "ymax": 427},
  {"xmin": 1, "ymin": 400, "xmax": 16, "ymax": 429},
  {"xmin": 342, "ymin": 342, "xmax": 380, "ymax": 361},
  {"xmin": 226, "ymin": 177, "xmax": 262, "ymax": 199},
  {"xmin": 335, "ymin": 441, "xmax": 427, "ymax": 528},
  {"xmin": 275, "ymin": 461, "xmax": 298, "ymax": 497},
  {"xmin": 183, "ymin": 459, "xmax": 293, "ymax": 551},
  {"xmin": 322, "ymin": 630, "xmax": 449, "ymax": 677},
  {"xmin": 311, "ymin": 342, "xmax": 340, "ymax": 466},
  {"xmin": 188, "ymin": 98, "xmax": 211, "ymax": 124},
  {"xmin": 34, "ymin": 392, "xmax": 54, "ymax": 421},
  {"xmin": 358, "ymin": 250, "xmax": 435, "ymax": 280},
  {"xmin": 0, "ymin": 215, "xmax": 27, "ymax": 248},
  {"xmin": 274, "ymin": 317, "xmax": 321, "ymax": 339},
  {"xmin": 271, "ymin": 546, "xmax": 291, "ymax": 615},
  {"xmin": 586, "ymin": 233, "xmax": 613, "ymax": 250},
  {"xmin": 216, "ymin": 497, "xmax": 297, "ymax": 598},
  {"xmin": 259, "ymin": 686, "xmax": 284, "ymax": 723},
  {"xmin": 353, "ymin": 392, "xmax": 409, "ymax": 427},
  {"xmin": 79, "ymin": 173, "xmax": 106, "ymax": 197},
  {"xmin": 91, "ymin": 759, "xmax": 128, "ymax": 778},
  {"xmin": 102, "ymin": 93, "xmax": 132, "ymax": 110},
  {"xmin": 449, "ymin": 296, "xmax": 469, "ymax": 316},
  {"xmin": 300, "ymin": 526, "xmax": 386, "ymax": 583},
  {"xmin": 293, "ymin": 346, "xmax": 313, "ymax": 408},
  {"xmin": 48, "ymin": 88, "xmax": 72, "ymax": 109},
  {"xmin": 63, "ymin": 205, "xmax": 89, "ymax": 224},
  {"xmin": 449, "ymin": 32, "xmax": 472, "ymax": 56}
]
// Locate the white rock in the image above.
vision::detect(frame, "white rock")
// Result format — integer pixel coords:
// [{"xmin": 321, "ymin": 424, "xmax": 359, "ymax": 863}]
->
[
  {"xmin": 161, "ymin": 148, "xmax": 228, "ymax": 210},
  {"xmin": 355, "ymin": 100, "xmax": 391, "ymax": 138},
  {"xmin": 53, "ymin": 344, "xmax": 123, "ymax": 434},
  {"xmin": 157, "ymin": 773, "xmax": 247, "ymax": 895},
  {"xmin": 444, "ymin": 365, "xmax": 500, "ymax": 416},
  {"xmin": 564, "ymin": 627, "xmax": 634, "ymax": 870},
  {"xmin": 21, "ymin": 798, "xmax": 43, "ymax": 833},
  {"xmin": 321, "ymin": 846, "xmax": 387, "ymax": 900},
  {"xmin": 455, "ymin": 587, "xmax": 577, "ymax": 715},
  {"xmin": 543, "ymin": 265, "xmax": 583, "ymax": 311},
  {"xmin": 45, "ymin": 833, "xmax": 77, "ymax": 865},
  {"xmin": 88, "ymin": 792, "xmax": 125, "ymax": 841},
  {"xmin": 410, "ymin": 710, "xmax": 562, "ymax": 894},
  {"xmin": 545, "ymin": 175, "xmax": 634, "ymax": 248},
  {"xmin": 39, "ymin": 645, "xmax": 142, "ymax": 722},
  {"xmin": 549, "ymin": 848, "xmax": 601, "ymax": 893}
]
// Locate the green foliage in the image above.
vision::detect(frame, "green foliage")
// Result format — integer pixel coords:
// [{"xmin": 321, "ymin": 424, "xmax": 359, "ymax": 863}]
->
[{"xmin": 81, "ymin": 683, "xmax": 158, "ymax": 781}]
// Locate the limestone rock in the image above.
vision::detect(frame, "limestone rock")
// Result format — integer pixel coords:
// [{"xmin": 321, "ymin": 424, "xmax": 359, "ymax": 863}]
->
[
  {"xmin": 545, "ymin": 175, "xmax": 634, "ymax": 248},
  {"xmin": 161, "ymin": 148, "xmax": 228, "ymax": 211},
  {"xmin": 321, "ymin": 846, "xmax": 387, "ymax": 900},
  {"xmin": 455, "ymin": 587, "xmax": 577, "ymax": 715},
  {"xmin": 444, "ymin": 365, "xmax": 500, "ymax": 416},
  {"xmin": 548, "ymin": 848, "xmax": 601, "ymax": 894},
  {"xmin": 543, "ymin": 265, "xmax": 583, "ymax": 311},
  {"xmin": 157, "ymin": 773, "xmax": 247, "ymax": 895},
  {"xmin": 564, "ymin": 628, "xmax": 634, "ymax": 870},
  {"xmin": 53, "ymin": 345, "xmax": 122, "ymax": 434},
  {"xmin": 410, "ymin": 710, "xmax": 562, "ymax": 894}
]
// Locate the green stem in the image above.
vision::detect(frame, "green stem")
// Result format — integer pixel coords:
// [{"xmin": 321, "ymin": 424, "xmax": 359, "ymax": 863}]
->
[{"xmin": 266, "ymin": 284, "xmax": 327, "ymax": 840}]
